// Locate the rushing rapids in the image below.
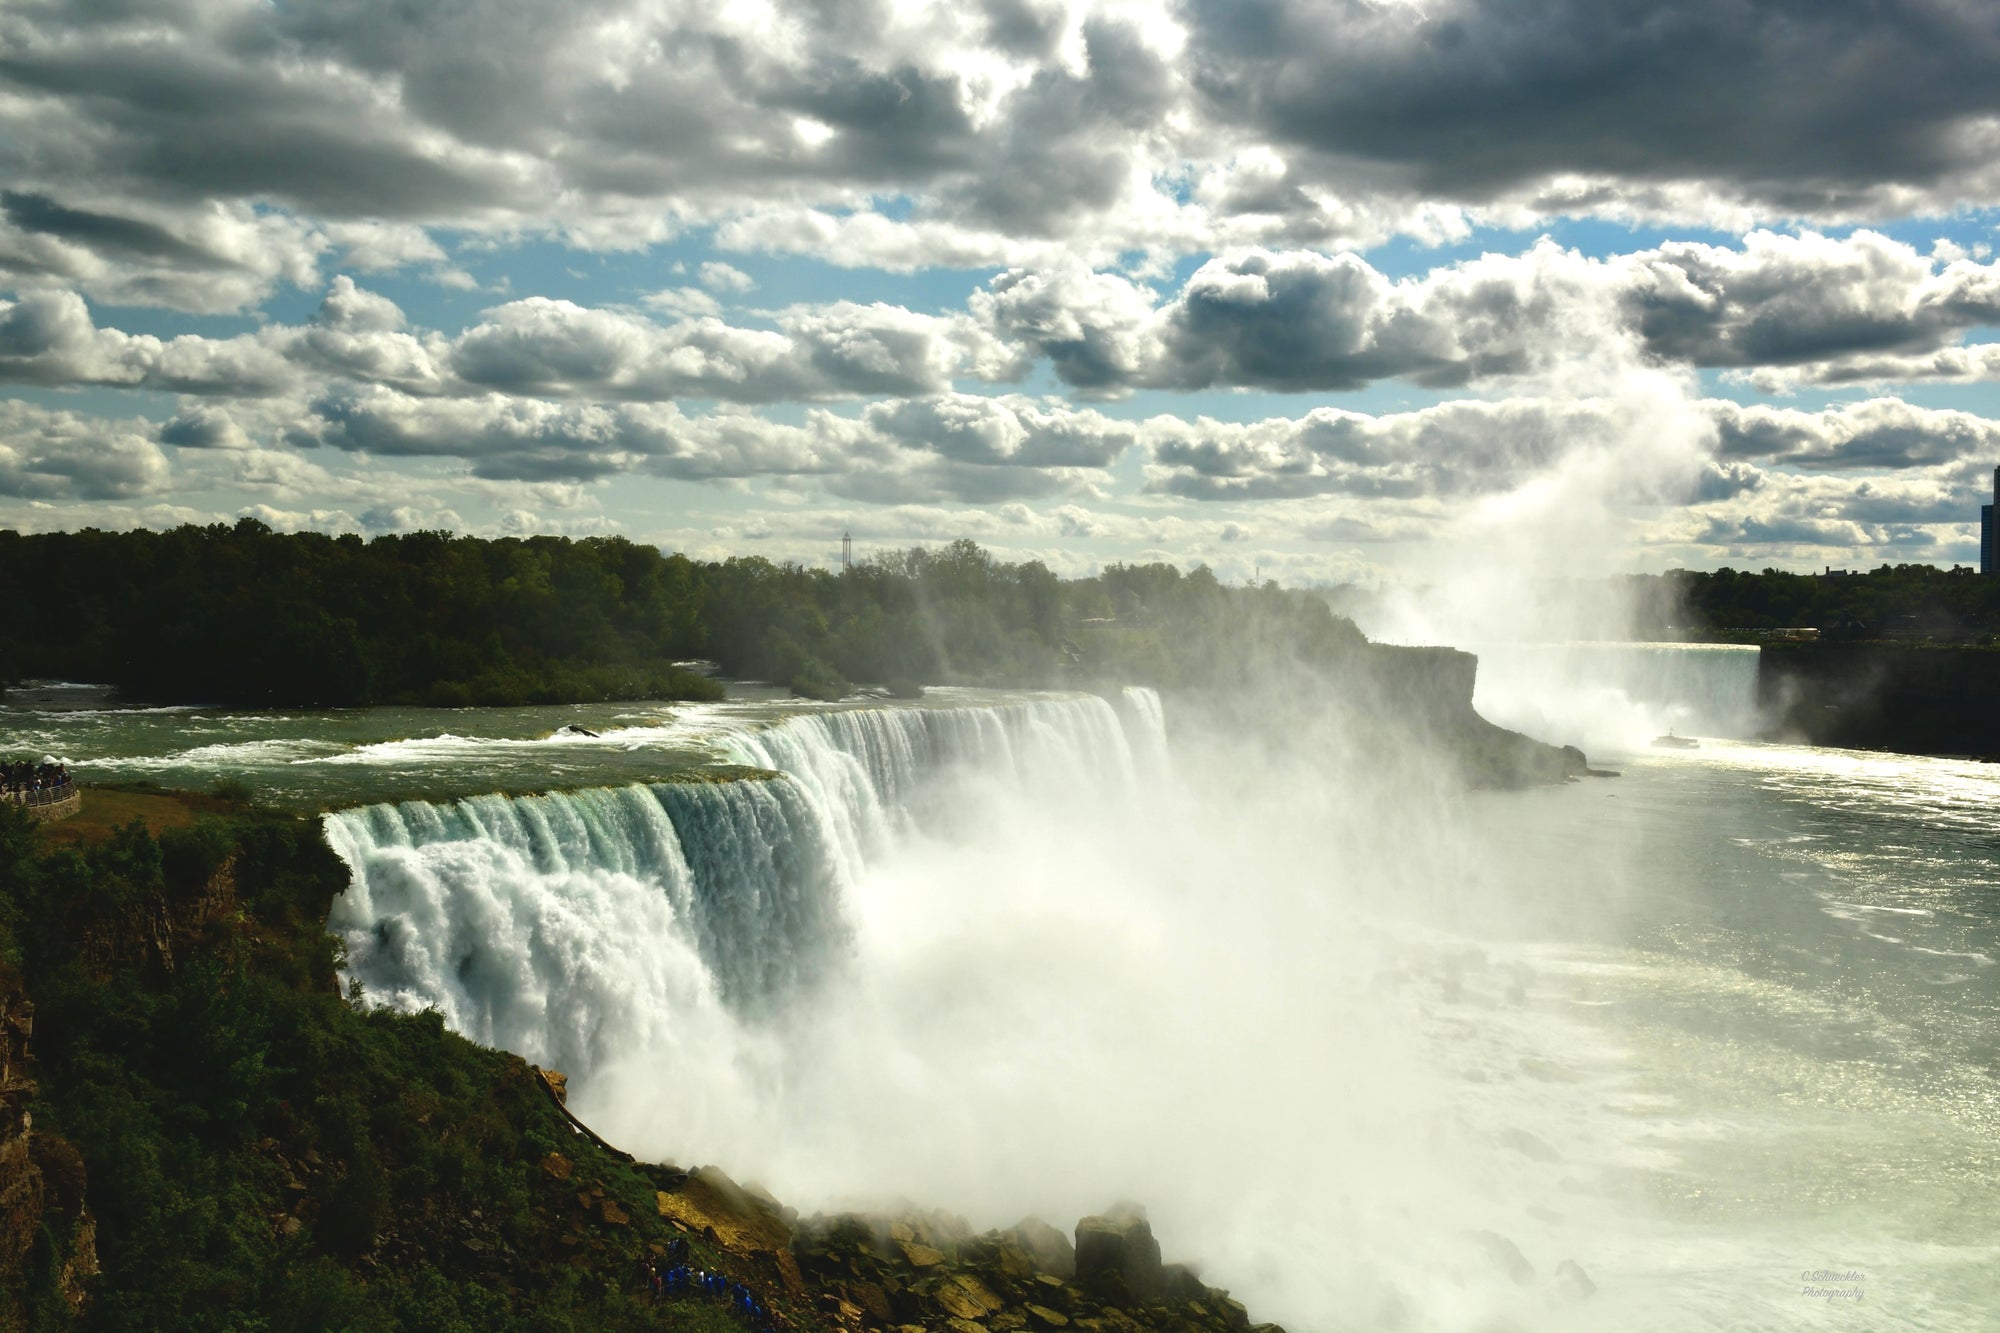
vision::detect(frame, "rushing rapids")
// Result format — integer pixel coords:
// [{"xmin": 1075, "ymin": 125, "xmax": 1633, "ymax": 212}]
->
[{"xmin": 325, "ymin": 689, "xmax": 1167, "ymax": 1070}]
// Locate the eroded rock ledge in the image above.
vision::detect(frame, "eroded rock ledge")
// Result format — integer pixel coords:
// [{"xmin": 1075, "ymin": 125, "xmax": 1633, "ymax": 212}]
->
[{"xmin": 649, "ymin": 1161, "xmax": 1283, "ymax": 1333}]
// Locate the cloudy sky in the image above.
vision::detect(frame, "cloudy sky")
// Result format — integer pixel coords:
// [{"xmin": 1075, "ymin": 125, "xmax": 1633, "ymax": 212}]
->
[{"xmin": 7, "ymin": 0, "xmax": 2000, "ymax": 585}]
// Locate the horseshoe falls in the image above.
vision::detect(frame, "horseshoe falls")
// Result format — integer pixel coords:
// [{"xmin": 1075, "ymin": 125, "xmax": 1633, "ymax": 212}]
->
[
  {"xmin": 321, "ymin": 683, "xmax": 2000, "ymax": 1333},
  {"xmin": 1466, "ymin": 641, "xmax": 1763, "ymax": 751}
]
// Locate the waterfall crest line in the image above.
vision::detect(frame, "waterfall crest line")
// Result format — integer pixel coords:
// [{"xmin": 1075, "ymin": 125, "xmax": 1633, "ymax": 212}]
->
[{"xmin": 323, "ymin": 690, "xmax": 1167, "ymax": 1076}]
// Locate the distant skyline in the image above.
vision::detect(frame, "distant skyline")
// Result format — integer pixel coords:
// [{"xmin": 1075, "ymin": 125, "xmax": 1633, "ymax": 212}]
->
[{"xmin": 6, "ymin": 0, "xmax": 2000, "ymax": 583}]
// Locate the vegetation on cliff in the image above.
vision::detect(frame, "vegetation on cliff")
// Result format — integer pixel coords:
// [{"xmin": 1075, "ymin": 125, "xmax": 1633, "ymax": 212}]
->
[
  {"xmin": 0, "ymin": 524, "xmax": 1359, "ymax": 707},
  {"xmin": 0, "ymin": 802, "xmax": 777, "ymax": 1332},
  {"xmin": 0, "ymin": 804, "xmax": 1287, "ymax": 1331},
  {"xmin": 1621, "ymin": 564, "xmax": 2000, "ymax": 640}
]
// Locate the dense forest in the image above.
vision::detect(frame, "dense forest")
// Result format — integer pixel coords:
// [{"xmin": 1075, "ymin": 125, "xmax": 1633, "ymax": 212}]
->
[
  {"xmin": 1622, "ymin": 564, "xmax": 2000, "ymax": 641},
  {"xmin": 0, "ymin": 522, "xmax": 1364, "ymax": 707}
]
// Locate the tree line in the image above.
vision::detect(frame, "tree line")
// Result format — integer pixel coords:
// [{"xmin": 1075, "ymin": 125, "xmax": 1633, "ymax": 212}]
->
[
  {"xmin": 0, "ymin": 521, "xmax": 1364, "ymax": 707},
  {"xmin": 1621, "ymin": 564, "xmax": 2000, "ymax": 640}
]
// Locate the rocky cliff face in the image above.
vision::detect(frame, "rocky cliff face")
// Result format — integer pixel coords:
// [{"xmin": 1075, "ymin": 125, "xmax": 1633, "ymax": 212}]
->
[
  {"xmin": 1354, "ymin": 644, "xmax": 1587, "ymax": 787},
  {"xmin": 660, "ymin": 1173, "xmax": 1285, "ymax": 1333},
  {"xmin": 1761, "ymin": 642, "xmax": 2000, "ymax": 757},
  {"xmin": 0, "ymin": 975, "xmax": 96, "ymax": 1332},
  {"xmin": 0, "ymin": 847, "xmax": 245, "ymax": 1327},
  {"xmin": 1169, "ymin": 642, "xmax": 1589, "ymax": 789}
]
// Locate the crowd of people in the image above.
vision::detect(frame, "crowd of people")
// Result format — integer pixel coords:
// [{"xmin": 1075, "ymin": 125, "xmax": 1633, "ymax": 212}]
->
[
  {"xmin": 2, "ymin": 757, "xmax": 72, "ymax": 804},
  {"xmin": 640, "ymin": 1238, "xmax": 783, "ymax": 1333}
]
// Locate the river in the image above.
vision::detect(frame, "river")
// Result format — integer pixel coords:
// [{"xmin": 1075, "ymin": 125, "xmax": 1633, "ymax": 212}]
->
[{"xmin": 4, "ymin": 662, "xmax": 1993, "ymax": 1332}]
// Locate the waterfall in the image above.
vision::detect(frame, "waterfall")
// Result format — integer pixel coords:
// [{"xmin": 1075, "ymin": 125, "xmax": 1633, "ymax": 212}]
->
[
  {"xmin": 322, "ymin": 778, "xmax": 841, "ymax": 1076},
  {"xmin": 714, "ymin": 691, "xmax": 1152, "ymax": 871},
  {"xmin": 324, "ymin": 690, "xmax": 1168, "ymax": 1073},
  {"xmin": 1465, "ymin": 642, "xmax": 1762, "ymax": 750}
]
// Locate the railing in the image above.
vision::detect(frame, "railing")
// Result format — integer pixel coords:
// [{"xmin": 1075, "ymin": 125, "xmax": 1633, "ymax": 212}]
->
[{"xmin": 3, "ymin": 781, "xmax": 75, "ymax": 809}]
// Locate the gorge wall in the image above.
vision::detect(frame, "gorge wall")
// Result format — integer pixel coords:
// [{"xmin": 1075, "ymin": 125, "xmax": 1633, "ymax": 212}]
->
[{"xmin": 1759, "ymin": 643, "xmax": 2000, "ymax": 757}]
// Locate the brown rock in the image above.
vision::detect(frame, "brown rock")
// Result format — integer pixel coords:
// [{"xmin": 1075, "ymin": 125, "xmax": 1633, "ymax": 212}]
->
[
  {"xmin": 57, "ymin": 1211, "xmax": 97, "ymax": 1310},
  {"xmin": 654, "ymin": 1166, "xmax": 791, "ymax": 1254},
  {"xmin": 1008, "ymin": 1216, "xmax": 1076, "ymax": 1278},
  {"xmin": 899, "ymin": 1240, "xmax": 946, "ymax": 1268},
  {"xmin": 962, "ymin": 1275, "xmax": 1005, "ymax": 1311},
  {"xmin": 599, "ymin": 1198, "xmax": 629, "ymax": 1226},
  {"xmin": 1472, "ymin": 1231, "xmax": 1534, "ymax": 1285},
  {"xmin": 1027, "ymin": 1304, "xmax": 1071, "ymax": 1327},
  {"xmin": 1161, "ymin": 1263, "xmax": 1206, "ymax": 1302},
  {"xmin": 851, "ymin": 1280, "xmax": 893, "ymax": 1321},
  {"xmin": 539, "ymin": 1069, "xmax": 569, "ymax": 1104},
  {"xmin": 937, "ymin": 1274, "xmax": 1004, "ymax": 1319},
  {"xmin": 1075, "ymin": 1212, "xmax": 1163, "ymax": 1306},
  {"xmin": 995, "ymin": 1242, "xmax": 1036, "ymax": 1279},
  {"xmin": 1554, "ymin": 1258, "xmax": 1596, "ymax": 1301},
  {"xmin": 937, "ymin": 1283, "xmax": 986, "ymax": 1319}
]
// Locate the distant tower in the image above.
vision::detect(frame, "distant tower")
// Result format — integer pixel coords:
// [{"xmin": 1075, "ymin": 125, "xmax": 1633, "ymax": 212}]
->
[
  {"xmin": 1986, "ymin": 467, "xmax": 1998, "ymax": 576},
  {"xmin": 841, "ymin": 531, "xmax": 852, "ymax": 570}
]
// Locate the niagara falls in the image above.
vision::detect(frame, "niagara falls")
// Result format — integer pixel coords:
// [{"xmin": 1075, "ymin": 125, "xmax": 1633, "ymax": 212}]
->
[
  {"xmin": 10, "ymin": 1, "xmax": 2000, "ymax": 1328},
  {"xmin": 9, "ymin": 602, "xmax": 2000, "ymax": 1330}
]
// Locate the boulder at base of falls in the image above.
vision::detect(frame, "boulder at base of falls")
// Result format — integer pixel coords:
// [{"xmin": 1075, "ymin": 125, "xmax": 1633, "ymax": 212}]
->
[
  {"xmin": 1555, "ymin": 1258, "xmax": 1597, "ymax": 1301},
  {"xmin": 654, "ymin": 1165, "xmax": 792, "ymax": 1254},
  {"xmin": 792, "ymin": 1200, "xmax": 1285, "ymax": 1333},
  {"xmin": 1074, "ymin": 1209, "xmax": 1163, "ymax": 1305},
  {"xmin": 1006, "ymin": 1215, "xmax": 1076, "ymax": 1278}
]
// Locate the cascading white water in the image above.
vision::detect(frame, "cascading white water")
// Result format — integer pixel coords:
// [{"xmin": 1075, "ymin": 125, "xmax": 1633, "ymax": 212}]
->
[
  {"xmin": 317, "ymin": 686, "xmax": 1667, "ymax": 1332},
  {"xmin": 326, "ymin": 690, "xmax": 1163, "ymax": 1053},
  {"xmin": 1466, "ymin": 641, "xmax": 1761, "ymax": 751},
  {"xmin": 323, "ymin": 778, "xmax": 849, "ymax": 1079},
  {"xmin": 711, "ymin": 692, "xmax": 1146, "ymax": 877}
]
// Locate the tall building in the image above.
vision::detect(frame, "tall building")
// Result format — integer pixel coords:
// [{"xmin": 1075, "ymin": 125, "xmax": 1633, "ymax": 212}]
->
[{"xmin": 1988, "ymin": 466, "xmax": 2000, "ymax": 576}]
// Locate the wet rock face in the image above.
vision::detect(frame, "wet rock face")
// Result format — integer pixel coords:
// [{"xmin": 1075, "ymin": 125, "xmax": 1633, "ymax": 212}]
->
[
  {"xmin": 655, "ymin": 1165, "xmax": 793, "ymax": 1255},
  {"xmin": 1006, "ymin": 1216, "xmax": 1075, "ymax": 1279},
  {"xmin": 0, "ymin": 983, "xmax": 95, "ymax": 1324},
  {"xmin": 789, "ymin": 1203, "xmax": 1278, "ymax": 1333},
  {"xmin": 1074, "ymin": 1213, "xmax": 1163, "ymax": 1305}
]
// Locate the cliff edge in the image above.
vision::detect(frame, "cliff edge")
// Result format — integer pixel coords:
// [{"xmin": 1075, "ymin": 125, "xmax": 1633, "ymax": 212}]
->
[{"xmin": 0, "ymin": 805, "xmax": 1286, "ymax": 1332}]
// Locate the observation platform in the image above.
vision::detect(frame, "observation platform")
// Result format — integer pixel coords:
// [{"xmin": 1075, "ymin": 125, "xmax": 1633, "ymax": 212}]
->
[{"xmin": 4, "ymin": 785, "xmax": 81, "ymax": 824}]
